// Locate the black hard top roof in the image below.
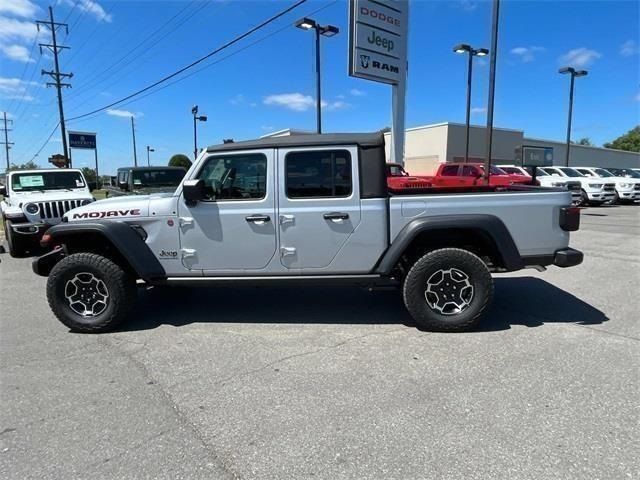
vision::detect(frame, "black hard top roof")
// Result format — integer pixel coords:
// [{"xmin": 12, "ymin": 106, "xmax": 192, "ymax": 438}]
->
[
  {"xmin": 117, "ymin": 166, "xmax": 186, "ymax": 171},
  {"xmin": 206, "ymin": 132, "xmax": 384, "ymax": 153}
]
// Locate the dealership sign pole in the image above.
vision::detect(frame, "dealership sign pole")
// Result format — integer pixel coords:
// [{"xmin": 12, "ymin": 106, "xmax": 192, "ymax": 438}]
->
[
  {"xmin": 68, "ymin": 131, "xmax": 99, "ymax": 186},
  {"xmin": 349, "ymin": 0, "xmax": 408, "ymax": 165}
]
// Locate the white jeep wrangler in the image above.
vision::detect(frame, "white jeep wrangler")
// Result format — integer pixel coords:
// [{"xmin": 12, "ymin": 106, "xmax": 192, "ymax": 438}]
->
[{"xmin": 1, "ymin": 169, "xmax": 95, "ymax": 257}]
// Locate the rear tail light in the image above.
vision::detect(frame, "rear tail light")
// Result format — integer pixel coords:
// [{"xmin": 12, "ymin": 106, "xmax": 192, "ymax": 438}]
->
[{"xmin": 559, "ymin": 206, "xmax": 580, "ymax": 231}]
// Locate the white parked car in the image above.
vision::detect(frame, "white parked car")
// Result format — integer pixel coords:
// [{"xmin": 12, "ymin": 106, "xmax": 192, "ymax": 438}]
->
[
  {"xmin": 0, "ymin": 169, "xmax": 95, "ymax": 256},
  {"xmin": 540, "ymin": 166, "xmax": 615, "ymax": 206},
  {"xmin": 573, "ymin": 167, "xmax": 640, "ymax": 204},
  {"xmin": 498, "ymin": 165, "xmax": 581, "ymax": 205}
]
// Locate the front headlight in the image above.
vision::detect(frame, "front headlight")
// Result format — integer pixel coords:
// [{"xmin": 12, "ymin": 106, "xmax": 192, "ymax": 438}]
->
[
  {"xmin": 618, "ymin": 183, "xmax": 631, "ymax": 188},
  {"xmin": 80, "ymin": 199, "xmax": 93, "ymax": 206},
  {"xmin": 25, "ymin": 203, "xmax": 39, "ymax": 215},
  {"xmin": 588, "ymin": 183, "xmax": 603, "ymax": 188}
]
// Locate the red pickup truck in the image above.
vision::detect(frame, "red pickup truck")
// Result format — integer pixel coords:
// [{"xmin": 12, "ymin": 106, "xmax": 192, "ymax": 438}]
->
[
  {"xmin": 425, "ymin": 163, "xmax": 532, "ymax": 187},
  {"xmin": 386, "ymin": 163, "xmax": 432, "ymax": 190}
]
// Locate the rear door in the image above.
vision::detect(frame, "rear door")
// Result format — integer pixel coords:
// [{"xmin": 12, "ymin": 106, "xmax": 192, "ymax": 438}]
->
[
  {"xmin": 277, "ymin": 146, "xmax": 361, "ymax": 271},
  {"xmin": 177, "ymin": 149, "xmax": 277, "ymax": 272},
  {"xmin": 434, "ymin": 164, "xmax": 465, "ymax": 186}
]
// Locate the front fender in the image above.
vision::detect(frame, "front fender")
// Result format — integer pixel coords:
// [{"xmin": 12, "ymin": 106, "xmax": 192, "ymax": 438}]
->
[{"xmin": 33, "ymin": 221, "xmax": 165, "ymax": 281}]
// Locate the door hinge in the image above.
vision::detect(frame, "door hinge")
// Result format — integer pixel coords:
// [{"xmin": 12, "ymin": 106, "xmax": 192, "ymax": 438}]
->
[
  {"xmin": 280, "ymin": 247, "xmax": 296, "ymax": 257},
  {"xmin": 179, "ymin": 217, "xmax": 194, "ymax": 227},
  {"xmin": 279, "ymin": 214, "xmax": 295, "ymax": 225},
  {"xmin": 180, "ymin": 248, "xmax": 196, "ymax": 258}
]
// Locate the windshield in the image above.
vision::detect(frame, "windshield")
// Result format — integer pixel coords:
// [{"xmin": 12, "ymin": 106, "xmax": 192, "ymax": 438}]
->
[
  {"xmin": 558, "ymin": 167, "xmax": 584, "ymax": 178},
  {"xmin": 11, "ymin": 171, "xmax": 85, "ymax": 192},
  {"xmin": 131, "ymin": 169, "xmax": 185, "ymax": 188},
  {"xmin": 501, "ymin": 167, "xmax": 527, "ymax": 175},
  {"xmin": 610, "ymin": 168, "xmax": 640, "ymax": 178},
  {"xmin": 593, "ymin": 168, "xmax": 614, "ymax": 177},
  {"xmin": 387, "ymin": 164, "xmax": 408, "ymax": 177}
]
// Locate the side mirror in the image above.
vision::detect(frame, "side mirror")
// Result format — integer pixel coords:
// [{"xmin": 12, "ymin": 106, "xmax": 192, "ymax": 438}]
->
[
  {"xmin": 0, "ymin": 185, "xmax": 6, "ymax": 196},
  {"xmin": 183, "ymin": 179, "xmax": 206, "ymax": 206},
  {"xmin": 118, "ymin": 181, "xmax": 129, "ymax": 191},
  {"xmin": 88, "ymin": 181, "xmax": 96, "ymax": 192}
]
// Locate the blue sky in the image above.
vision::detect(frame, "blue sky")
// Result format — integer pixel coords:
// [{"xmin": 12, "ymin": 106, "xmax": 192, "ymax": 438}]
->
[{"xmin": 1, "ymin": 0, "xmax": 638, "ymax": 174}]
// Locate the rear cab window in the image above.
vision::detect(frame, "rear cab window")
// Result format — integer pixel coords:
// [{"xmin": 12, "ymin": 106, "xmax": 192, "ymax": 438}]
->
[
  {"xmin": 440, "ymin": 165, "xmax": 459, "ymax": 176},
  {"xmin": 285, "ymin": 149, "xmax": 352, "ymax": 198}
]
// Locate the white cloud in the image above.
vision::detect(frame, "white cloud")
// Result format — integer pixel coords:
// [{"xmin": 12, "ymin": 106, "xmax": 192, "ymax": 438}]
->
[
  {"xmin": 559, "ymin": 47, "xmax": 602, "ymax": 67},
  {"xmin": 322, "ymin": 100, "xmax": 349, "ymax": 111},
  {"xmin": 350, "ymin": 88, "xmax": 366, "ymax": 96},
  {"xmin": 1, "ymin": 44, "xmax": 33, "ymax": 63},
  {"xmin": 0, "ymin": 76, "xmax": 38, "ymax": 99},
  {"xmin": 229, "ymin": 94, "xmax": 245, "ymax": 105},
  {"xmin": 471, "ymin": 107, "xmax": 487, "ymax": 114},
  {"xmin": 620, "ymin": 40, "xmax": 639, "ymax": 57},
  {"xmin": 106, "ymin": 108, "xmax": 136, "ymax": 118},
  {"xmin": 260, "ymin": 125, "xmax": 274, "ymax": 131},
  {"xmin": 510, "ymin": 46, "xmax": 545, "ymax": 63},
  {"xmin": 457, "ymin": 0, "xmax": 477, "ymax": 12},
  {"xmin": 0, "ymin": 0, "xmax": 39, "ymax": 18},
  {"xmin": 0, "ymin": 16, "xmax": 38, "ymax": 42},
  {"xmin": 264, "ymin": 93, "xmax": 315, "ymax": 112},
  {"xmin": 62, "ymin": 0, "xmax": 112, "ymax": 22}
]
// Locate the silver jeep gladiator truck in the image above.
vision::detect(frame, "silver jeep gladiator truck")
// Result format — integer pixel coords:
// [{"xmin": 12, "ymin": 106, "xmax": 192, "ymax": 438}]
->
[{"xmin": 33, "ymin": 133, "xmax": 583, "ymax": 333}]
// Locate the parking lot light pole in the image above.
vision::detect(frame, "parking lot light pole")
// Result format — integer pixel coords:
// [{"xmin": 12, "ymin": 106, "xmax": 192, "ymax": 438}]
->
[
  {"xmin": 559, "ymin": 67, "xmax": 588, "ymax": 167},
  {"xmin": 295, "ymin": 17, "xmax": 339, "ymax": 134},
  {"xmin": 453, "ymin": 44, "xmax": 489, "ymax": 164},
  {"xmin": 146, "ymin": 145, "xmax": 154, "ymax": 166},
  {"xmin": 191, "ymin": 105, "xmax": 208, "ymax": 160}
]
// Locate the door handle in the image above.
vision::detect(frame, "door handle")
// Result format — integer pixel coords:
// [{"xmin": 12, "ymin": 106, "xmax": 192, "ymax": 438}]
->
[
  {"xmin": 323, "ymin": 212, "xmax": 349, "ymax": 221},
  {"xmin": 245, "ymin": 214, "xmax": 271, "ymax": 223}
]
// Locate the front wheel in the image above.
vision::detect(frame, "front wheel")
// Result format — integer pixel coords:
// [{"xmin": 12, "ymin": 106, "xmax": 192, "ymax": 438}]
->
[
  {"xmin": 47, "ymin": 253, "xmax": 137, "ymax": 333},
  {"xmin": 4, "ymin": 220, "xmax": 28, "ymax": 257},
  {"xmin": 402, "ymin": 248, "xmax": 494, "ymax": 332}
]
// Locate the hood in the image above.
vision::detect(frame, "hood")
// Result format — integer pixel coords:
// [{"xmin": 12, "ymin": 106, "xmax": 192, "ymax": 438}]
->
[
  {"xmin": 10, "ymin": 189, "xmax": 93, "ymax": 204},
  {"xmin": 64, "ymin": 195, "xmax": 150, "ymax": 222}
]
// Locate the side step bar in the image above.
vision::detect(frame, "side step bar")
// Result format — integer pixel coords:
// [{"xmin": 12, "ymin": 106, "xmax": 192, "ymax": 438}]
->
[{"xmin": 154, "ymin": 274, "xmax": 398, "ymax": 288}]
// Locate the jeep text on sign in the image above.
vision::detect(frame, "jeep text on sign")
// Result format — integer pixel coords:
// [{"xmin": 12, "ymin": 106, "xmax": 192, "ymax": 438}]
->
[{"xmin": 349, "ymin": 0, "xmax": 408, "ymax": 85}]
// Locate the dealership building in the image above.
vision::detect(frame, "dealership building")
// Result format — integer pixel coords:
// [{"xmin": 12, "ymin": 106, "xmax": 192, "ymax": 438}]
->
[{"xmin": 382, "ymin": 122, "xmax": 640, "ymax": 174}]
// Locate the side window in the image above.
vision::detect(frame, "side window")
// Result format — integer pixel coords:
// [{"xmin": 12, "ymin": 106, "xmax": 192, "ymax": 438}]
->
[
  {"xmin": 441, "ymin": 165, "xmax": 459, "ymax": 176},
  {"xmin": 577, "ymin": 169, "xmax": 592, "ymax": 177},
  {"xmin": 197, "ymin": 154, "xmax": 267, "ymax": 200},
  {"xmin": 285, "ymin": 150, "xmax": 352, "ymax": 198},
  {"xmin": 461, "ymin": 166, "xmax": 479, "ymax": 177}
]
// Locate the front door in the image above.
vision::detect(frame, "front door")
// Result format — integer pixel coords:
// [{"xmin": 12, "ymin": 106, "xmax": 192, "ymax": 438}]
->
[
  {"xmin": 177, "ymin": 149, "xmax": 277, "ymax": 272},
  {"xmin": 277, "ymin": 146, "xmax": 361, "ymax": 271}
]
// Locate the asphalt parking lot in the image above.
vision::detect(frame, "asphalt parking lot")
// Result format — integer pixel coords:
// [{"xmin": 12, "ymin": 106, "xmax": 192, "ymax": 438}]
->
[{"xmin": 1, "ymin": 204, "xmax": 638, "ymax": 480}]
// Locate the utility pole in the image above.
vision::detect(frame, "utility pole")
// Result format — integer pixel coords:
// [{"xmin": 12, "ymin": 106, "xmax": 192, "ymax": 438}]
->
[
  {"xmin": 483, "ymin": 0, "xmax": 500, "ymax": 185},
  {"xmin": 1, "ymin": 112, "xmax": 14, "ymax": 172},
  {"xmin": 131, "ymin": 116, "xmax": 138, "ymax": 166},
  {"xmin": 37, "ymin": 7, "xmax": 72, "ymax": 167}
]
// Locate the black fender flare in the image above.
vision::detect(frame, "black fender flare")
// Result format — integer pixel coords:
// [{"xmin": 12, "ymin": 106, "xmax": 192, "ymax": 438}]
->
[
  {"xmin": 375, "ymin": 214, "xmax": 524, "ymax": 274},
  {"xmin": 32, "ymin": 221, "xmax": 166, "ymax": 281}
]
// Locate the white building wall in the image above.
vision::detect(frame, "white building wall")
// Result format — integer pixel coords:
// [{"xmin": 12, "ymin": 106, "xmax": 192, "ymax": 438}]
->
[
  {"xmin": 446, "ymin": 123, "xmax": 524, "ymax": 163},
  {"xmin": 523, "ymin": 137, "xmax": 640, "ymax": 168},
  {"xmin": 384, "ymin": 123, "xmax": 448, "ymax": 175}
]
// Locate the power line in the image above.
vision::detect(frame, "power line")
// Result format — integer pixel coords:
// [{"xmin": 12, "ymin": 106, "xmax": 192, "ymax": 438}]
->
[
  {"xmin": 29, "ymin": 123, "xmax": 60, "ymax": 164},
  {"xmin": 67, "ymin": 0, "xmax": 308, "ymax": 122},
  {"xmin": 37, "ymin": 6, "xmax": 73, "ymax": 164},
  {"xmin": 67, "ymin": 0, "xmax": 338, "ymax": 125}
]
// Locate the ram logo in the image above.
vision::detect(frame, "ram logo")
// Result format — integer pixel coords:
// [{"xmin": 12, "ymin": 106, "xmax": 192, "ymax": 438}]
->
[
  {"xmin": 72, "ymin": 209, "xmax": 141, "ymax": 219},
  {"xmin": 360, "ymin": 54, "xmax": 370, "ymax": 68}
]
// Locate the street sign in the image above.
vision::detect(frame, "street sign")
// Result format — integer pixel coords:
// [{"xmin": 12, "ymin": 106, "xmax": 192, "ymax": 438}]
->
[
  {"xmin": 68, "ymin": 131, "xmax": 96, "ymax": 150},
  {"xmin": 349, "ymin": 0, "xmax": 408, "ymax": 85},
  {"xmin": 516, "ymin": 146, "xmax": 554, "ymax": 167}
]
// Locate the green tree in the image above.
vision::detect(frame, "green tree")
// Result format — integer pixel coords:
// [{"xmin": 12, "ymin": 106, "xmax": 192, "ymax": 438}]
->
[
  {"xmin": 603, "ymin": 126, "xmax": 640, "ymax": 152},
  {"xmin": 168, "ymin": 154, "xmax": 192, "ymax": 170},
  {"xmin": 80, "ymin": 167, "xmax": 97, "ymax": 183},
  {"xmin": 8, "ymin": 160, "xmax": 39, "ymax": 171},
  {"xmin": 575, "ymin": 137, "xmax": 593, "ymax": 146}
]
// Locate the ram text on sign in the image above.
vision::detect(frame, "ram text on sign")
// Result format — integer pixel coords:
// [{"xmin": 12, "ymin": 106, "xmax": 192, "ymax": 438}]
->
[{"xmin": 68, "ymin": 131, "xmax": 97, "ymax": 150}]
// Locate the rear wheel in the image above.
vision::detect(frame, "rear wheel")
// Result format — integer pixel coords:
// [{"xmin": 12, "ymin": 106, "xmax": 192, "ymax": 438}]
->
[
  {"xmin": 47, "ymin": 253, "xmax": 137, "ymax": 333},
  {"xmin": 402, "ymin": 248, "xmax": 494, "ymax": 332},
  {"xmin": 580, "ymin": 189, "xmax": 590, "ymax": 206},
  {"xmin": 4, "ymin": 220, "xmax": 28, "ymax": 257}
]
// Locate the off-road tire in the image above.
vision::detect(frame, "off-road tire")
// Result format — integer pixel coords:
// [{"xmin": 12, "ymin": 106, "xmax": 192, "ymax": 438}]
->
[
  {"xmin": 47, "ymin": 253, "xmax": 137, "ymax": 333},
  {"xmin": 4, "ymin": 219, "xmax": 28, "ymax": 258},
  {"xmin": 402, "ymin": 248, "xmax": 494, "ymax": 332}
]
